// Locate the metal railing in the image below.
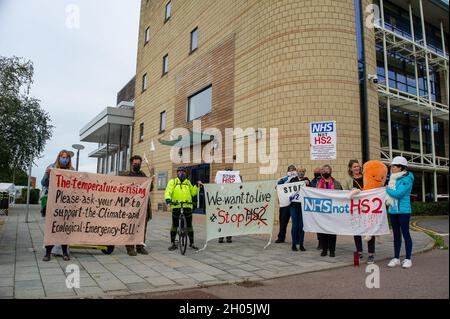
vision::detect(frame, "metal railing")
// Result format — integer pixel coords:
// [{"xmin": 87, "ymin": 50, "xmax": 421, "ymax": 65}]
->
[{"xmin": 380, "ymin": 147, "xmax": 449, "ymax": 170}]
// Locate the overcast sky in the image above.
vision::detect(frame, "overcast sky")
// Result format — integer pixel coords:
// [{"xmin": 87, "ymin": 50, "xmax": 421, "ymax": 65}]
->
[{"xmin": 0, "ymin": 0, "xmax": 140, "ymax": 185}]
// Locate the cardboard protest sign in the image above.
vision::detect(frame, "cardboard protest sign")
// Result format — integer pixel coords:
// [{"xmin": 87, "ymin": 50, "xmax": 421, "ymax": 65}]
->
[
  {"xmin": 44, "ymin": 169, "xmax": 151, "ymax": 245},
  {"xmin": 300, "ymin": 187, "xmax": 390, "ymax": 236},
  {"xmin": 276, "ymin": 180, "xmax": 306, "ymax": 207},
  {"xmin": 200, "ymin": 180, "xmax": 276, "ymax": 250},
  {"xmin": 215, "ymin": 171, "xmax": 242, "ymax": 184}
]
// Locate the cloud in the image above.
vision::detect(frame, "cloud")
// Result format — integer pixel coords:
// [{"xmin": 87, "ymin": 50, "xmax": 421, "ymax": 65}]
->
[{"xmin": 1, "ymin": 0, "xmax": 140, "ymax": 182}]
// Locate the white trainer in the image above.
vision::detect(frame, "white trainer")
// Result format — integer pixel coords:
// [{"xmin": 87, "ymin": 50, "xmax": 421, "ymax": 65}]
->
[
  {"xmin": 387, "ymin": 258, "xmax": 401, "ymax": 268},
  {"xmin": 402, "ymin": 259, "xmax": 413, "ymax": 269}
]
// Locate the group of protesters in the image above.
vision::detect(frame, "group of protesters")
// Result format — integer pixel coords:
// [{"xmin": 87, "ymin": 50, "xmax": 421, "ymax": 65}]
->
[
  {"xmin": 274, "ymin": 158, "xmax": 414, "ymax": 269},
  {"xmin": 41, "ymin": 149, "xmax": 415, "ymax": 269}
]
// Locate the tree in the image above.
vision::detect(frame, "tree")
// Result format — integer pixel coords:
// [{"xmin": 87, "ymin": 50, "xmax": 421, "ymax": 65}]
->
[
  {"xmin": 0, "ymin": 167, "xmax": 28, "ymax": 186},
  {"xmin": 0, "ymin": 56, "xmax": 53, "ymax": 181}
]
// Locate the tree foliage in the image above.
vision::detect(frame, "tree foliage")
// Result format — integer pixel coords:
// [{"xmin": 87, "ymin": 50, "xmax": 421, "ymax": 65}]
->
[{"xmin": 0, "ymin": 56, "xmax": 53, "ymax": 175}]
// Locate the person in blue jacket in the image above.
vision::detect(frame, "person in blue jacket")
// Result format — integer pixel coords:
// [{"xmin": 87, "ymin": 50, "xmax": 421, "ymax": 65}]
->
[
  {"xmin": 385, "ymin": 156, "xmax": 414, "ymax": 269},
  {"xmin": 41, "ymin": 149, "xmax": 74, "ymax": 262}
]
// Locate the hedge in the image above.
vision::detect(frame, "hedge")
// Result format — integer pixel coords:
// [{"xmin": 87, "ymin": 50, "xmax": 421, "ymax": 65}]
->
[
  {"xmin": 15, "ymin": 188, "xmax": 40, "ymax": 204},
  {"xmin": 412, "ymin": 201, "xmax": 449, "ymax": 216}
]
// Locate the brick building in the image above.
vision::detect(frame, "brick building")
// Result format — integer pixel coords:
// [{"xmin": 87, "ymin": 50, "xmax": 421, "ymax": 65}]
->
[{"xmin": 132, "ymin": 0, "xmax": 449, "ymax": 212}]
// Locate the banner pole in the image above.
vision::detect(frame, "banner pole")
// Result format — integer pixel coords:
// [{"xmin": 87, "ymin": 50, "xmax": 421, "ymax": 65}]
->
[
  {"xmin": 264, "ymin": 233, "xmax": 272, "ymax": 250},
  {"xmin": 197, "ymin": 240, "xmax": 208, "ymax": 252}
]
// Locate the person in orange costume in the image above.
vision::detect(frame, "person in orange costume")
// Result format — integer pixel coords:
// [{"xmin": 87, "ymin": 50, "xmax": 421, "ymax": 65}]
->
[
  {"xmin": 347, "ymin": 160, "xmax": 387, "ymax": 264},
  {"xmin": 363, "ymin": 160, "xmax": 388, "ymax": 191}
]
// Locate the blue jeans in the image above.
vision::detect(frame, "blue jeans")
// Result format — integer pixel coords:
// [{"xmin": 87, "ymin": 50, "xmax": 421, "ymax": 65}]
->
[
  {"xmin": 277, "ymin": 206, "xmax": 291, "ymax": 241},
  {"xmin": 389, "ymin": 214, "xmax": 413, "ymax": 259},
  {"xmin": 290, "ymin": 205, "xmax": 305, "ymax": 247}
]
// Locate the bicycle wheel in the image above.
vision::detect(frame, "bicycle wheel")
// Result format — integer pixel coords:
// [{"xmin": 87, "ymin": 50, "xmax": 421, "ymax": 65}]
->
[
  {"xmin": 178, "ymin": 214, "xmax": 188, "ymax": 255},
  {"xmin": 101, "ymin": 245, "xmax": 115, "ymax": 255}
]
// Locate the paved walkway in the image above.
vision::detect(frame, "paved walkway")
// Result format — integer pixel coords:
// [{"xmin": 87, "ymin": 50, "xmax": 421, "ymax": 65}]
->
[{"xmin": 0, "ymin": 205, "xmax": 433, "ymax": 299}]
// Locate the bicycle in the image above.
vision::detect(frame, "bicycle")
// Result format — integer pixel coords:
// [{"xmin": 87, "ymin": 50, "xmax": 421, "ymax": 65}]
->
[{"xmin": 170, "ymin": 201, "xmax": 192, "ymax": 255}]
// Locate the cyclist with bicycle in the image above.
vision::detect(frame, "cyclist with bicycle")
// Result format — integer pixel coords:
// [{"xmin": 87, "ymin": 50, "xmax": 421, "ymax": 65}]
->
[{"xmin": 164, "ymin": 167, "xmax": 201, "ymax": 251}]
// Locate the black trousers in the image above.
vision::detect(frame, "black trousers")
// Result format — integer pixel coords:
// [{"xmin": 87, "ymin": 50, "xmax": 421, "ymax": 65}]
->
[
  {"xmin": 318, "ymin": 233, "xmax": 337, "ymax": 252},
  {"xmin": 354, "ymin": 236, "xmax": 376, "ymax": 254},
  {"xmin": 171, "ymin": 208, "xmax": 194, "ymax": 244},
  {"xmin": 276, "ymin": 206, "xmax": 291, "ymax": 241},
  {"xmin": 45, "ymin": 245, "xmax": 68, "ymax": 256}
]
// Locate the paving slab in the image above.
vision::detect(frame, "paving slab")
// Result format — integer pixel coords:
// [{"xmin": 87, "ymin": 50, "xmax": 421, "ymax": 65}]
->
[{"xmin": 0, "ymin": 205, "xmax": 434, "ymax": 299}]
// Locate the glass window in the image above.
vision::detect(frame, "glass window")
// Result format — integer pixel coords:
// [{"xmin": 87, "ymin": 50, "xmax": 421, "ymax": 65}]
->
[
  {"xmin": 380, "ymin": 103, "xmax": 447, "ymax": 159},
  {"xmin": 379, "ymin": 104, "xmax": 389, "ymax": 148},
  {"xmin": 110, "ymin": 153, "xmax": 115, "ymax": 172},
  {"xmin": 187, "ymin": 86, "xmax": 212, "ymax": 121},
  {"xmin": 144, "ymin": 26, "xmax": 150, "ymax": 45},
  {"xmin": 190, "ymin": 27, "xmax": 198, "ymax": 52},
  {"xmin": 160, "ymin": 111, "xmax": 166, "ymax": 132},
  {"xmin": 139, "ymin": 123, "xmax": 144, "ymax": 142},
  {"xmin": 142, "ymin": 73, "xmax": 148, "ymax": 92},
  {"xmin": 162, "ymin": 54, "xmax": 168, "ymax": 75},
  {"xmin": 437, "ymin": 174, "xmax": 449, "ymax": 198},
  {"xmin": 157, "ymin": 171, "xmax": 168, "ymax": 190},
  {"xmin": 411, "ymin": 170, "xmax": 423, "ymax": 201},
  {"xmin": 165, "ymin": 1, "xmax": 171, "ymax": 22},
  {"xmin": 433, "ymin": 121, "xmax": 446, "ymax": 157}
]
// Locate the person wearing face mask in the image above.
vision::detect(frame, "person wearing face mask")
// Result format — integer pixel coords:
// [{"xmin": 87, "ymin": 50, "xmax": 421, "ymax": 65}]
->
[
  {"xmin": 276, "ymin": 165, "xmax": 309, "ymax": 251},
  {"xmin": 165, "ymin": 167, "xmax": 201, "ymax": 251},
  {"xmin": 309, "ymin": 167, "xmax": 323, "ymax": 250},
  {"xmin": 316, "ymin": 164, "xmax": 342, "ymax": 258},
  {"xmin": 309, "ymin": 167, "xmax": 323, "ymax": 188},
  {"xmin": 275, "ymin": 165, "xmax": 295, "ymax": 244},
  {"xmin": 295, "ymin": 167, "xmax": 310, "ymax": 251},
  {"xmin": 120, "ymin": 155, "xmax": 154, "ymax": 256},
  {"xmin": 41, "ymin": 150, "xmax": 74, "ymax": 262}
]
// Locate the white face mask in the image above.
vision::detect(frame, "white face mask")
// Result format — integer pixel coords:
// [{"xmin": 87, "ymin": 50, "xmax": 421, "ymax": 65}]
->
[{"xmin": 288, "ymin": 171, "xmax": 298, "ymax": 177}]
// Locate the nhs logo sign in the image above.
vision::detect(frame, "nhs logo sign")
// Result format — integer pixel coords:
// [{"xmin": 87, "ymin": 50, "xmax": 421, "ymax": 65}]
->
[
  {"xmin": 311, "ymin": 122, "xmax": 334, "ymax": 133},
  {"xmin": 303, "ymin": 197, "xmax": 333, "ymax": 214},
  {"xmin": 310, "ymin": 120, "xmax": 337, "ymax": 160}
]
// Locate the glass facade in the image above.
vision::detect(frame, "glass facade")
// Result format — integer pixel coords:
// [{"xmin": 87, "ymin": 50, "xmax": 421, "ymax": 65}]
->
[
  {"xmin": 376, "ymin": 43, "xmax": 441, "ymax": 102},
  {"xmin": 374, "ymin": 0, "xmax": 449, "ymax": 201},
  {"xmin": 379, "ymin": 105, "xmax": 446, "ymax": 157},
  {"xmin": 374, "ymin": 0, "xmax": 449, "ymax": 56},
  {"xmin": 410, "ymin": 171, "xmax": 450, "ymax": 201}
]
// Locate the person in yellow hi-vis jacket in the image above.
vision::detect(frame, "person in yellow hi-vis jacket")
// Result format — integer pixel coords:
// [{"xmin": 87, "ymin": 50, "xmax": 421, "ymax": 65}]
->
[{"xmin": 165, "ymin": 167, "xmax": 202, "ymax": 251}]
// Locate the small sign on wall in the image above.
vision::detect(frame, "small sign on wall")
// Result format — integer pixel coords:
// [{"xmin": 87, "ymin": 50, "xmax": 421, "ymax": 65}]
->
[{"xmin": 310, "ymin": 121, "xmax": 337, "ymax": 160}]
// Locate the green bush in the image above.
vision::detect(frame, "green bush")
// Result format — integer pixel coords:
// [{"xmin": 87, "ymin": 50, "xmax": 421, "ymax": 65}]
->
[
  {"xmin": 15, "ymin": 188, "xmax": 40, "ymax": 204},
  {"xmin": 412, "ymin": 201, "xmax": 449, "ymax": 216}
]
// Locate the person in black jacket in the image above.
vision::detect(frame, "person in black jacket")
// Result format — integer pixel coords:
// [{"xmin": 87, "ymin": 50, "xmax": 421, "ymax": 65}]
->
[
  {"xmin": 120, "ymin": 155, "xmax": 154, "ymax": 256},
  {"xmin": 309, "ymin": 167, "xmax": 323, "ymax": 250},
  {"xmin": 277, "ymin": 165, "xmax": 310, "ymax": 251},
  {"xmin": 309, "ymin": 167, "xmax": 322, "ymax": 188},
  {"xmin": 316, "ymin": 164, "xmax": 343, "ymax": 258}
]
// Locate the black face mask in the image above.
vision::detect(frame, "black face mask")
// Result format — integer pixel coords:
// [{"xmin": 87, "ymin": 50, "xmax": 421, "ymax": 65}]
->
[
  {"xmin": 132, "ymin": 164, "xmax": 141, "ymax": 172},
  {"xmin": 314, "ymin": 173, "xmax": 321, "ymax": 179},
  {"xmin": 322, "ymin": 173, "xmax": 331, "ymax": 179}
]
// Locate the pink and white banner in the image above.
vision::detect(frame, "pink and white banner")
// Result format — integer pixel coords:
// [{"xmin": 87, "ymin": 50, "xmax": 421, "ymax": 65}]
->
[
  {"xmin": 44, "ymin": 169, "xmax": 151, "ymax": 245},
  {"xmin": 300, "ymin": 187, "xmax": 390, "ymax": 236}
]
